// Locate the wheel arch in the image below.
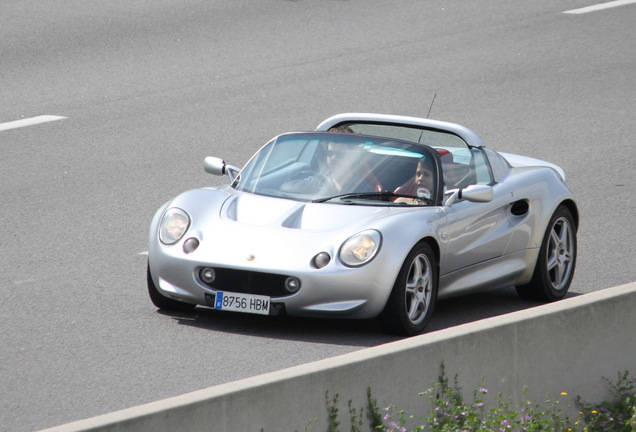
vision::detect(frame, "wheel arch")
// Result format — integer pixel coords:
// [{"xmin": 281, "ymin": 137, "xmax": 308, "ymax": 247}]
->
[
  {"xmin": 529, "ymin": 196, "xmax": 578, "ymax": 250},
  {"xmin": 384, "ymin": 234, "xmax": 441, "ymax": 300},
  {"xmin": 379, "ymin": 235, "xmax": 440, "ymax": 335},
  {"xmin": 414, "ymin": 235, "xmax": 441, "ymax": 273},
  {"xmin": 558, "ymin": 199, "xmax": 579, "ymax": 232},
  {"xmin": 516, "ymin": 200, "xmax": 577, "ymax": 301}
]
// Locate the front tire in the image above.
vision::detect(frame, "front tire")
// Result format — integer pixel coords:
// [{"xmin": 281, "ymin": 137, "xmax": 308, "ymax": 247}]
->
[
  {"xmin": 516, "ymin": 205, "xmax": 577, "ymax": 301},
  {"xmin": 380, "ymin": 243, "xmax": 438, "ymax": 335},
  {"xmin": 147, "ymin": 262, "xmax": 196, "ymax": 312}
]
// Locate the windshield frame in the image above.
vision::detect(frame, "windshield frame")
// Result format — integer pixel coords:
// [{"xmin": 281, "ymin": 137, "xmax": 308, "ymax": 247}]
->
[{"xmin": 232, "ymin": 131, "xmax": 446, "ymax": 206}]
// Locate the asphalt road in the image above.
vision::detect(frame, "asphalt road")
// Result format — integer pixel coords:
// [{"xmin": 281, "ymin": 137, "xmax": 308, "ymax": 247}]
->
[{"xmin": 1, "ymin": 1, "xmax": 635, "ymax": 431}]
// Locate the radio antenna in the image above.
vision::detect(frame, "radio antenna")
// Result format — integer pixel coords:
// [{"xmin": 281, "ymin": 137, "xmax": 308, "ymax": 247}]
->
[{"xmin": 426, "ymin": 92, "xmax": 437, "ymax": 118}]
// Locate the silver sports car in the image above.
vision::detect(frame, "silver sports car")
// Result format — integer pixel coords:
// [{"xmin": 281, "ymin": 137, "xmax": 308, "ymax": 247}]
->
[{"xmin": 147, "ymin": 113, "xmax": 578, "ymax": 335}]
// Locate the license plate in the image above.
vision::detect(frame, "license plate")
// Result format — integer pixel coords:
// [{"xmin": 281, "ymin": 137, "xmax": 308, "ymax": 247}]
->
[{"xmin": 213, "ymin": 291, "xmax": 271, "ymax": 315}]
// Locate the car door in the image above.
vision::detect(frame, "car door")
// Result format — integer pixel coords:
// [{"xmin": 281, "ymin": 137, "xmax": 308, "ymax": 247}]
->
[
  {"xmin": 438, "ymin": 147, "xmax": 515, "ymax": 275},
  {"xmin": 440, "ymin": 184, "xmax": 516, "ymax": 275}
]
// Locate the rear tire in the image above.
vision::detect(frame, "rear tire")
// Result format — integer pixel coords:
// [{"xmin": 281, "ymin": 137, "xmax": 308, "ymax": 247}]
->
[
  {"xmin": 147, "ymin": 262, "xmax": 196, "ymax": 312},
  {"xmin": 516, "ymin": 205, "xmax": 577, "ymax": 301},
  {"xmin": 380, "ymin": 243, "xmax": 438, "ymax": 335}
]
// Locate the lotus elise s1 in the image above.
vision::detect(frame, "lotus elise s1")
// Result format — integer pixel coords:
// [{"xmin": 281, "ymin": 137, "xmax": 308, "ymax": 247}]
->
[{"xmin": 147, "ymin": 113, "xmax": 578, "ymax": 335}]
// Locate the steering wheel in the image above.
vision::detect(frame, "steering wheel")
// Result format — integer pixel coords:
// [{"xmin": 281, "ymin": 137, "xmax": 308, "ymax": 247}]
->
[
  {"xmin": 281, "ymin": 170, "xmax": 332, "ymax": 194},
  {"xmin": 290, "ymin": 170, "xmax": 328, "ymax": 183}
]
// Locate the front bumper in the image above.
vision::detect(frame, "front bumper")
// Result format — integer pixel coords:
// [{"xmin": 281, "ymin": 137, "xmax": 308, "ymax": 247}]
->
[{"xmin": 148, "ymin": 240, "xmax": 396, "ymax": 320}]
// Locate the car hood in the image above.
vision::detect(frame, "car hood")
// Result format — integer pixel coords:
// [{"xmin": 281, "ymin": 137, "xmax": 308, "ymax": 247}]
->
[
  {"xmin": 158, "ymin": 187, "xmax": 405, "ymax": 269},
  {"xmin": 220, "ymin": 191, "xmax": 389, "ymax": 230},
  {"xmin": 153, "ymin": 186, "xmax": 442, "ymax": 272}
]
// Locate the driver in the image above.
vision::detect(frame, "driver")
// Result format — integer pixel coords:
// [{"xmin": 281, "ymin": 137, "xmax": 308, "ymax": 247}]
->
[
  {"xmin": 289, "ymin": 128, "xmax": 380, "ymax": 197},
  {"xmin": 323, "ymin": 139, "xmax": 377, "ymax": 194}
]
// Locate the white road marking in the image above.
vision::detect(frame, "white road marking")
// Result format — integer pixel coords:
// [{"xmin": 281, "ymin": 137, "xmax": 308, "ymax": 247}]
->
[
  {"xmin": 0, "ymin": 115, "xmax": 67, "ymax": 132},
  {"xmin": 564, "ymin": 0, "xmax": 636, "ymax": 14},
  {"xmin": 139, "ymin": 251, "xmax": 149, "ymax": 256}
]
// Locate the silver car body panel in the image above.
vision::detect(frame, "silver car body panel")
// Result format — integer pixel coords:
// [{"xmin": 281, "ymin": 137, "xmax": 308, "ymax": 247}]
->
[
  {"xmin": 148, "ymin": 113, "xmax": 577, "ymax": 319},
  {"xmin": 149, "ymin": 187, "xmax": 447, "ymax": 318},
  {"xmin": 438, "ymin": 165, "xmax": 573, "ymax": 298},
  {"xmin": 499, "ymin": 151, "xmax": 566, "ymax": 182}
]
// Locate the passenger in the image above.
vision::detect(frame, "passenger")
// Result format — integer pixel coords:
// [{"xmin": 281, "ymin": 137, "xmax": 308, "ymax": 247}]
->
[{"xmin": 394, "ymin": 157, "xmax": 435, "ymax": 204}]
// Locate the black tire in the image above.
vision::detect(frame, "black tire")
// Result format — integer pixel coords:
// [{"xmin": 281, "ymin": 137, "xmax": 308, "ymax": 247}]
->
[
  {"xmin": 380, "ymin": 242, "xmax": 438, "ymax": 335},
  {"xmin": 516, "ymin": 205, "xmax": 577, "ymax": 301},
  {"xmin": 147, "ymin": 262, "xmax": 196, "ymax": 312}
]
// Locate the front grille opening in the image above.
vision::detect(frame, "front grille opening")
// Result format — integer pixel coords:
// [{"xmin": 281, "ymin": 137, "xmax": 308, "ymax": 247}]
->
[{"xmin": 198, "ymin": 267, "xmax": 293, "ymax": 298}]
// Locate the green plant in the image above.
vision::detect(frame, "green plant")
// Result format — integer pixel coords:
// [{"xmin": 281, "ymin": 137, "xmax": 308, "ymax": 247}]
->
[
  {"xmin": 316, "ymin": 364, "xmax": 635, "ymax": 432},
  {"xmin": 319, "ymin": 389, "xmax": 384, "ymax": 432},
  {"xmin": 575, "ymin": 371, "xmax": 636, "ymax": 432},
  {"xmin": 415, "ymin": 363, "xmax": 574, "ymax": 431},
  {"xmin": 366, "ymin": 387, "xmax": 385, "ymax": 430},
  {"xmin": 326, "ymin": 391, "xmax": 341, "ymax": 432}
]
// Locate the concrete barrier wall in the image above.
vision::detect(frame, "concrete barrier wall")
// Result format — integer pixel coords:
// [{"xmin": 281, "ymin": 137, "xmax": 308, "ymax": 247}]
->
[{"xmin": 42, "ymin": 282, "xmax": 636, "ymax": 432}]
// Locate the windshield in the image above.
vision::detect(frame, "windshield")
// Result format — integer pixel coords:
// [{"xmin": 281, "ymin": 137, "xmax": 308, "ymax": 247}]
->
[{"xmin": 233, "ymin": 132, "xmax": 442, "ymax": 206}]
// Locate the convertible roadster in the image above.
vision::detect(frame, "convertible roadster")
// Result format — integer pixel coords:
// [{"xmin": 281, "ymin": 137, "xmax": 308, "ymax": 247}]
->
[{"xmin": 147, "ymin": 113, "xmax": 577, "ymax": 335}]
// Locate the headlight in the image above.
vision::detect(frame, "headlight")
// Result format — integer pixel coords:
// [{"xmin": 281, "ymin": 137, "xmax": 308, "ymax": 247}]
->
[
  {"xmin": 339, "ymin": 230, "xmax": 382, "ymax": 267},
  {"xmin": 159, "ymin": 208, "xmax": 190, "ymax": 245}
]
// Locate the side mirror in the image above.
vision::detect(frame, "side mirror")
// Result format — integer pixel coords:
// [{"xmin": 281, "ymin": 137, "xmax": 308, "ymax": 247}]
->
[
  {"xmin": 204, "ymin": 157, "xmax": 241, "ymax": 182},
  {"xmin": 204, "ymin": 157, "xmax": 226, "ymax": 176},
  {"xmin": 444, "ymin": 184, "xmax": 493, "ymax": 207},
  {"xmin": 462, "ymin": 184, "xmax": 494, "ymax": 202}
]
